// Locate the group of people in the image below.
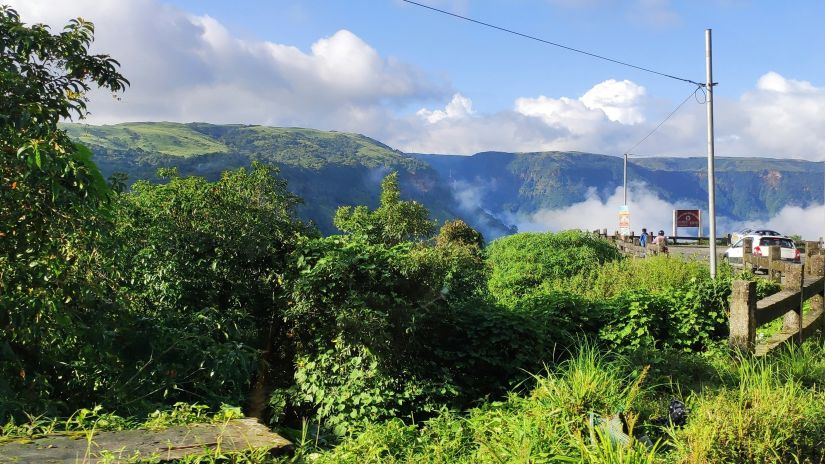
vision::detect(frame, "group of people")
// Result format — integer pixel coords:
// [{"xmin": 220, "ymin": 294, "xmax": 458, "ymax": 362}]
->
[{"xmin": 639, "ymin": 228, "xmax": 668, "ymax": 253}]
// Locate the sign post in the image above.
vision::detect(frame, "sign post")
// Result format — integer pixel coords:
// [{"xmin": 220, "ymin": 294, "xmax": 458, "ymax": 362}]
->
[
  {"xmin": 619, "ymin": 205, "xmax": 630, "ymax": 238},
  {"xmin": 673, "ymin": 209, "xmax": 701, "ymax": 241}
]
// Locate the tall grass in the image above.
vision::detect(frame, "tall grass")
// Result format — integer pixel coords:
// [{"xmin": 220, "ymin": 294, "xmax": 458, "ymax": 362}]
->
[
  {"xmin": 561, "ymin": 256, "xmax": 716, "ymax": 299},
  {"xmin": 310, "ymin": 339, "xmax": 825, "ymax": 464}
]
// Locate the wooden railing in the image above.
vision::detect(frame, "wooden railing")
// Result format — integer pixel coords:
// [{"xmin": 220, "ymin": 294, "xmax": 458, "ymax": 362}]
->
[
  {"xmin": 730, "ymin": 245, "xmax": 825, "ymax": 355},
  {"xmin": 591, "ymin": 229, "xmax": 667, "ymax": 258}
]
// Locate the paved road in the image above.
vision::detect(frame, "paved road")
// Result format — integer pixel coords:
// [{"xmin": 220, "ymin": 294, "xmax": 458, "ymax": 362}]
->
[{"xmin": 667, "ymin": 244, "xmax": 808, "ymax": 265}]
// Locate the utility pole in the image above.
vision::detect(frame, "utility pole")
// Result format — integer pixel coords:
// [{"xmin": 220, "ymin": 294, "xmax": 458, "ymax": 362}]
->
[
  {"xmin": 623, "ymin": 153, "xmax": 628, "ymax": 206},
  {"xmin": 706, "ymin": 29, "xmax": 718, "ymax": 279}
]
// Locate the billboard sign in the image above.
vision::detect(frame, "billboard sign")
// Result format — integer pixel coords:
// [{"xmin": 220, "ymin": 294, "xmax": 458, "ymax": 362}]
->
[{"xmin": 675, "ymin": 209, "xmax": 701, "ymax": 228}]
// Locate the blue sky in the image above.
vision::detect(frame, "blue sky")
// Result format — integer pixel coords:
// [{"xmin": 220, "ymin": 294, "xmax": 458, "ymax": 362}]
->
[
  {"xmin": 11, "ymin": 0, "xmax": 825, "ymax": 159},
  {"xmin": 164, "ymin": 0, "xmax": 825, "ymax": 109}
]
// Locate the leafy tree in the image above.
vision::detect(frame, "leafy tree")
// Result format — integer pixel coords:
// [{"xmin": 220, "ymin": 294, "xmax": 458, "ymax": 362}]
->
[
  {"xmin": 436, "ymin": 219, "xmax": 484, "ymax": 249},
  {"xmin": 334, "ymin": 171, "xmax": 435, "ymax": 246},
  {"xmin": 0, "ymin": 6, "xmax": 127, "ymax": 417},
  {"xmin": 109, "ymin": 163, "xmax": 313, "ymax": 410}
]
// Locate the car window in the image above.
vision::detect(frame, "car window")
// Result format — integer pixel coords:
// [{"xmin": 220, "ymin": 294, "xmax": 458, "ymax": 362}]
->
[
  {"xmin": 759, "ymin": 237, "xmax": 794, "ymax": 248},
  {"xmin": 755, "ymin": 230, "xmax": 780, "ymax": 236},
  {"xmin": 732, "ymin": 239, "xmax": 743, "ymax": 248}
]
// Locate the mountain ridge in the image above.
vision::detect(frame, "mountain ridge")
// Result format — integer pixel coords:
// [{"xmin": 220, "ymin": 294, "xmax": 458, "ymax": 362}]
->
[{"xmin": 62, "ymin": 122, "xmax": 825, "ymax": 238}]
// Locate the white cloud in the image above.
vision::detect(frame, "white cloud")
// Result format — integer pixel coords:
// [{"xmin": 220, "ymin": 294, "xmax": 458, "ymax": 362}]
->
[
  {"xmin": 417, "ymin": 93, "xmax": 474, "ymax": 123},
  {"xmin": 512, "ymin": 183, "xmax": 825, "ymax": 241},
  {"xmin": 514, "ymin": 96, "xmax": 606, "ymax": 134},
  {"xmin": 740, "ymin": 204, "xmax": 825, "ymax": 241},
  {"xmin": 580, "ymin": 79, "xmax": 647, "ymax": 124},
  {"xmin": 7, "ymin": 0, "xmax": 445, "ymax": 129},
  {"xmin": 515, "ymin": 183, "xmax": 685, "ymax": 233},
  {"xmin": 731, "ymin": 72, "xmax": 825, "ymax": 158}
]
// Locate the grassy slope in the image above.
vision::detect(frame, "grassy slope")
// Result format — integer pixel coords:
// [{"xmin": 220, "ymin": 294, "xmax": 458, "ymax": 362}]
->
[
  {"xmin": 62, "ymin": 122, "xmax": 230, "ymax": 157},
  {"xmin": 63, "ymin": 122, "xmax": 476, "ymax": 235}
]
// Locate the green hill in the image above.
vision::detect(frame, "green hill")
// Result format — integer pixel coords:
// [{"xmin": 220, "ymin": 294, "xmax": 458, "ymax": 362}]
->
[
  {"xmin": 64, "ymin": 122, "xmax": 824, "ymax": 238},
  {"xmin": 63, "ymin": 122, "xmax": 509, "ymax": 236},
  {"xmin": 415, "ymin": 151, "xmax": 825, "ymax": 226}
]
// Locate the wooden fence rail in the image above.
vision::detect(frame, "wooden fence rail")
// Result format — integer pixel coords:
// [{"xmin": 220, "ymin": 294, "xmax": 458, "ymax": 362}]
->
[{"xmin": 730, "ymin": 250, "xmax": 825, "ymax": 355}]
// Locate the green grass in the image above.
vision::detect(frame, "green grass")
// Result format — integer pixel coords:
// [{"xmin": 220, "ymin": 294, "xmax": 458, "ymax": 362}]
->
[
  {"xmin": 62, "ymin": 122, "xmax": 230, "ymax": 157},
  {"xmin": 304, "ymin": 338, "xmax": 825, "ymax": 463}
]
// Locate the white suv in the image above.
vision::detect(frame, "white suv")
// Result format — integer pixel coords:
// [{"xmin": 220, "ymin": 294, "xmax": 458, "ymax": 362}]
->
[
  {"xmin": 730, "ymin": 228, "xmax": 783, "ymax": 245},
  {"xmin": 724, "ymin": 234, "xmax": 800, "ymax": 269}
]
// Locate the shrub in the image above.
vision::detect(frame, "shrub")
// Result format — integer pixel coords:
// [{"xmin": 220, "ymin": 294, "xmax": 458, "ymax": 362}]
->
[
  {"xmin": 312, "ymin": 345, "xmax": 655, "ymax": 463},
  {"xmin": 281, "ymin": 235, "xmax": 557, "ymax": 434},
  {"xmin": 486, "ymin": 231, "xmax": 621, "ymax": 308}
]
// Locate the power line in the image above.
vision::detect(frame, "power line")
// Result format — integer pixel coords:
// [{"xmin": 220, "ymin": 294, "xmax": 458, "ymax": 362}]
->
[
  {"xmin": 400, "ymin": 0, "xmax": 704, "ymax": 87},
  {"xmin": 625, "ymin": 85, "xmax": 702, "ymax": 156}
]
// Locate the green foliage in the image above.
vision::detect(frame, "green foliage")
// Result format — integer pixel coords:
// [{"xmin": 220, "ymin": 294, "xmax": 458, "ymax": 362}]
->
[
  {"xmin": 106, "ymin": 162, "xmax": 311, "ymax": 410},
  {"xmin": 281, "ymin": 232, "xmax": 556, "ymax": 434},
  {"xmin": 435, "ymin": 219, "xmax": 484, "ymax": 249},
  {"xmin": 670, "ymin": 354, "xmax": 825, "ymax": 463},
  {"xmin": 0, "ymin": 6, "xmax": 127, "ymax": 418},
  {"xmin": 311, "ymin": 345, "xmax": 656, "ymax": 463},
  {"xmin": 281, "ymin": 236, "xmax": 474, "ymax": 432},
  {"xmin": 486, "ymin": 231, "xmax": 622, "ymax": 308},
  {"xmin": 599, "ymin": 277, "xmax": 730, "ymax": 353},
  {"xmin": 310, "ymin": 340, "xmax": 825, "ymax": 463},
  {"xmin": 564, "ymin": 256, "xmax": 711, "ymax": 299},
  {"xmin": 334, "ymin": 172, "xmax": 436, "ymax": 246}
]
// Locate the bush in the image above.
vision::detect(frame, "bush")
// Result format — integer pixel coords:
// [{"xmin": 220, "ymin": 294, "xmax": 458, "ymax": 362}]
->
[
  {"xmin": 281, "ymin": 235, "xmax": 558, "ymax": 434},
  {"xmin": 486, "ymin": 231, "xmax": 621, "ymax": 308},
  {"xmin": 312, "ymin": 345, "xmax": 655, "ymax": 463}
]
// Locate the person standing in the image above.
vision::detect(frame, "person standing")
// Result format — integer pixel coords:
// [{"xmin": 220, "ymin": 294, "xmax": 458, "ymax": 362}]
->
[{"xmin": 640, "ymin": 228, "xmax": 648, "ymax": 248}]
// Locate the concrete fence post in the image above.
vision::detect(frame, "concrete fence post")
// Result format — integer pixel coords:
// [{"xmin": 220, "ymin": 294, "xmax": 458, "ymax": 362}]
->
[
  {"xmin": 730, "ymin": 280, "xmax": 757, "ymax": 353},
  {"xmin": 743, "ymin": 237, "xmax": 753, "ymax": 269},
  {"xmin": 768, "ymin": 245, "xmax": 781, "ymax": 282},
  {"xmin": 783, "ymin": 264, "xmax": 804, "ymax": 343},
  {"xmin": 810, "ymin": 255, "xmax": 825, "ymax": 332}
]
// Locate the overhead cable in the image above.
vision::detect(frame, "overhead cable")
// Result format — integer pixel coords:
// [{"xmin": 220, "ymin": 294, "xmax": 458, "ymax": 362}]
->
[
  {"xmin": 624, "ymin": 85, "xmax": 703, "ymax": 156},
  {"xmin": 401, "ymin": 0, "xmax": 705, "ymax": 87}
]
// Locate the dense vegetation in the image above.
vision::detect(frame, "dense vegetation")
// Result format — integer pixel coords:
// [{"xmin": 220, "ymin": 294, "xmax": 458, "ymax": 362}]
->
[{"xmin": 2, "ymin": 7, "xmax": 823, "ymax": 463}]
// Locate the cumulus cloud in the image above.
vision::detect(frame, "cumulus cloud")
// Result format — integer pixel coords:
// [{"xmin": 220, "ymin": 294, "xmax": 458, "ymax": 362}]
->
[
  {"xmin": 7, "ymin": 0, "xmax": 445, "ymax": 129},
  {"xmin": 417, "ymin": 93, "xmax": 474, "ymax": 123},
  {"xmin": 580, "ymin": 79, "xmax": 647, "ymax": 124},
  {"xmin": 731, "ymin": 72, "xmax": 825, "ymax": 159},
  {"xmin": 400, "ymin": 80, "xmax": 648, "ymax": 154}
]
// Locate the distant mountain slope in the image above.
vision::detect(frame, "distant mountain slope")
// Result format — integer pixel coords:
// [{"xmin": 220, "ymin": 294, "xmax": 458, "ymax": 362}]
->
[
  {"xmin": 64, "ymin": 122, "xmax": 230, "ymax": 157},
  {"xmin": 64, "ymin": 122, "xmax": 823, "ymax": 238},
  {"xmin": 414, "ymin": 152, "xmax": 825, "ymax": 224},
  {"xmin": 63, "ymin": 122, "xmax": 510, "ymax": 236}
]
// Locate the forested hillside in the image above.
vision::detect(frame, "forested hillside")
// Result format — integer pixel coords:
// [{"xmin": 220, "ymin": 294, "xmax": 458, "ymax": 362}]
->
[
  {"xmin": 67, "ymin": 122, "xmax": 824, "ymax": 239},
  {"xmin": 416, "ymin": 151, "xmax": 825, "ymax": 224},
  {"xmin": 62, "ymin": 122, "xmax": 463, "ymax": 234}
]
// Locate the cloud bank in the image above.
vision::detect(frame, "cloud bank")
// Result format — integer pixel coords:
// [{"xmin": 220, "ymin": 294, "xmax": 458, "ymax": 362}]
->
[{"xmin": 516, "ymin": 183, "xmax": 825, "ymax": 241}]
